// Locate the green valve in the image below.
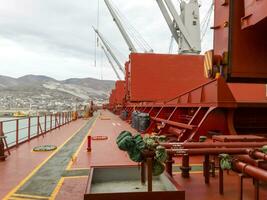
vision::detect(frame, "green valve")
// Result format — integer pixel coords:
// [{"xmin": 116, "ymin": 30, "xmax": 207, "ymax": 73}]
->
[
  {"xmin": 199, "ymin": 136, "xmax": 207, "ymax": 142},
  {"xmin": 219, "ymin": 154, "xmax": 232, "ymax": 170},
  {"xmin": 261, "ymin": 145, "xmax": 267, "ymax": 154}
]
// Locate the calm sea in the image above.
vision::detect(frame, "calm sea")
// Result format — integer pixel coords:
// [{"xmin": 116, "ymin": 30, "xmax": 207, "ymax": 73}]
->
[{"xmin": 0, "ymin": 116, "xmax": 56, "ymax": 146}]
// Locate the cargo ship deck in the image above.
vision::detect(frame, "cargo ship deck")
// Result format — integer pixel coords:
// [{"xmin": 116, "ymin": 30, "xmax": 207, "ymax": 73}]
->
[{"xmin": 1, "ymin": 110, "xmax": 266, "ymax": 200}]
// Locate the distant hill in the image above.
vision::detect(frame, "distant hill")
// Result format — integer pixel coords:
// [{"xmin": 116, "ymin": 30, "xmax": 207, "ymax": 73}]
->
[{"xmin": 0, "ymin": 75, "xmax": 115, "ymax": 101}]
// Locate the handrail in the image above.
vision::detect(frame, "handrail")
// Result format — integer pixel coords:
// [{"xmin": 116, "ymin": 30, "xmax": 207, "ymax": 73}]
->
[
  {"xmin": 164, "ymin": 79, "xmax": 217, "ymax": 104},
  {"xmin": 0, "ymin": 112, "xmax": 73, "ymax": 150}
]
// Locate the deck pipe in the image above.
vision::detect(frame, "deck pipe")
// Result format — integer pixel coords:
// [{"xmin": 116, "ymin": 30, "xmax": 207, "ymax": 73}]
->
[
  {"xmin": 167, "ymin": 148, "xmax": 248, "ymax": 155},
  {"xmin": 165, "ymin": 148, "xmax": 247, "ymax": 178},
  {"xmin": 246, "ymin": 149, "xmax": 267, "ymax": 161},
  {"xmin": 168, "ymin": 127, "xmax": 183, "ymax": 137},
  {"xmin": 232, "ymin": 158, "xmax": 267, "ymax": 182},
  {"xmin": 161, "ymin": 142, "xmax": 267, "ymax": 149},
  {"xmin": 141, "ymin": 150, "xmax": 155, "ymax": 192},
  {"xmin": 234, "ymin": 155, "xmax": 267, "ymax": 170}
]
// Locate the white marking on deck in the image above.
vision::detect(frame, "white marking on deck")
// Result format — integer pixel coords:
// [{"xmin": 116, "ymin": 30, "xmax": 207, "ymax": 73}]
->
[{"xmin": 112, "ymin": 123, "xmax": 116, "ymax": 126}]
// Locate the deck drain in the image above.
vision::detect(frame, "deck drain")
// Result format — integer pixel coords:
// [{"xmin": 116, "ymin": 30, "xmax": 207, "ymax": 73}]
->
[{"xmin": 33, "ymin": 145, "xmax": 57, "ymax": 152}]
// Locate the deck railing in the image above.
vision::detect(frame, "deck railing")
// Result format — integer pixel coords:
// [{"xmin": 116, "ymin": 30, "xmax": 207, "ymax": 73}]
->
[{"xmin": 0, "ymin": 112, "xmax": 73, "ymax": 150}]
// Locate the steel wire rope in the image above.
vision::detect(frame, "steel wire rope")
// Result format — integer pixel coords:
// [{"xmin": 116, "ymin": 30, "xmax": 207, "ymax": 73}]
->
[
  {"xmin": 200, "ymin": 1, "xmax": 214, "ymax": 41},
  {"xmin": 99, "ymin": 36, "xmax": 125, "ymax": 74},
  {"xmin": 104, "ymin": 37, "xmax": 128, "ymax": 62},
  {"xmin": 110, "ymin": 1, "xmax": 153, "ymax": 52}
]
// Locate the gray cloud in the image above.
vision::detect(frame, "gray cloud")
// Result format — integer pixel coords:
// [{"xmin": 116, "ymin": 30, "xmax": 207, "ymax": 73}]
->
[{"xmin": 0, "ymin": 0, "xmax": 213, "ymax": 80}]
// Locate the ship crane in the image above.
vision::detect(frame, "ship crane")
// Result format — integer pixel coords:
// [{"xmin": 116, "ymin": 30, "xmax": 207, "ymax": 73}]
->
[
  {"xmin": 156, "ymin": 0, "xmax": 201, "ymax": 54},
  {"xmin": 100, "ymin": 45, "xmax": 122, "ymax": 80},
  {"xmin": 104, "ymin": 0, "xmax": 153, "ymax": 53},
  {"xmin": 104, "ymin": 0, "xmax": 137, "ymax": 53},
  {"xmin": 93, "ymin": 27, "xmax": 125, "ymax": 75}
]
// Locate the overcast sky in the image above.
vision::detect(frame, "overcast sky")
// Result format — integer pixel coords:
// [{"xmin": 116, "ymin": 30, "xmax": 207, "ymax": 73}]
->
[{"xmin": 0, "ymin": 0, "xmax": 213, "ymax": 80}]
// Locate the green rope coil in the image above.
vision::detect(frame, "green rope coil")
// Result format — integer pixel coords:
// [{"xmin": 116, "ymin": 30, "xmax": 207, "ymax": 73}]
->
[
  {"xmin": 33, "ymin": 145, "xmax": 57, "ymax": 152},
  {"xmin": 116, "ymin": 131, "xmax": 168, "ymax": 176},
  {"xmin": 117, "ymin": 131, "xmax": 144, "ymax": 162}
]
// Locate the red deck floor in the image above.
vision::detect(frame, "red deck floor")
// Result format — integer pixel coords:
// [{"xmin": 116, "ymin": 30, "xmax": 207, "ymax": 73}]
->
[
  {"xmin": 1, "ymin": 111, "xmax": 267, "ymax": 200},
  {"xmin": 175, "ymin": 171, "xmax": 267, "ymax": 200},
  {"xmin": 0, "ymin": 119, "xmax": 88, "ymax": 200},
  {"xmin": 55, "ymin": 110, "xmax": 138, "ymax": 200}
]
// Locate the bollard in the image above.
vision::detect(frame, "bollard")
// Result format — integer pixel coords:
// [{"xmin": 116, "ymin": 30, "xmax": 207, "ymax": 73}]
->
[{"xmin": 87, "ymin": 136, "xmax": 92, "ymax": 152}]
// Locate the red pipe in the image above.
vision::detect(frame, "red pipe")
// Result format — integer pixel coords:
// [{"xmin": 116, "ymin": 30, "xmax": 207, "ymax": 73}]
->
[
  {"xmin": 167, "ymin": 148, "xmax": 247, "ymax": 156},
  {"xmin": 168, "ymin": 127, "xmax": 183, "ymax": 137},
  {"xmin": 161, "ymin": 142, "xmax": 267, "ymax": 149},
  {"xmin": 235, "ymin": 155, "xmax": 267, "ymax": 170},
  {"xmin": 232, "ymin": 159, "xmax": 267, "ymax": 182},
  {"xmin": 246, "ymin": 149, "xmax": 267, "ymax": 161}
]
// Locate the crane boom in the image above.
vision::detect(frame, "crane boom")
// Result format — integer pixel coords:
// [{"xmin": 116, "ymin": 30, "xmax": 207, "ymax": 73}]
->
[
  {"xmin": 100, "ymin": 45, "xmax": 122, "ymax": 80},
  {"xmin": 104, "ymin": 0, "xmax": 137, "ymax": 53},
  {"xmin": 156, "ymin": 0, "xmax": 180, "ymax": 45},
  {"xmin": 156, "ymin": 0, "xmax": 201, "ymax": 54},
  {"xmin": 93, "ymin": 27, "xmax": 125, "ymax": 75}
]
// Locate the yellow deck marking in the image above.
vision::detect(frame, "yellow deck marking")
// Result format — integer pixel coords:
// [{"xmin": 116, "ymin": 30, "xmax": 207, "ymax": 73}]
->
[
  {"xmin": 173, "ymin": 171, "xmax": 202, "ymax": 175},
  {"xmin": 9, "ymin": 197, "xmax": 41, "ymax": 200},
  {"xmin": 48, "ymin": 176, "xmax": 88, "ymax": 200},
  {"xmin": 66, "ymin": 167, "xmax": 90, "ymax": 171},
  {"xmin": 63, "ymin": 176, "xmax": 88, "ymax": 179},
  {"xmin": 49, "ymin": 178, "xmax": 64, "ymax": 200},
  {"xmin": 50, "ymin": 115, "xmax": 99, "ymax": 199},
  {"xmin": 100, "ymin": 116, "xmax": 110, "ymax": 120},
  {"xmin": 174, "ymin": 163, "xmax": 202, "ymax": 167},
  {"xmin": 12, "ymin": 194, "xmax": 49, "ymax": 199},
  {"xmin": 3, "ymin": 120, "xmax": 88, "ymax": 200},
  {"xmin": 66, "ymin": 115, "xmax": 98, "ymax": 170}
]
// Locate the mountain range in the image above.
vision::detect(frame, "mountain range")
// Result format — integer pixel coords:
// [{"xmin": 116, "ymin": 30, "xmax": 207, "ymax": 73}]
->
[{"xmin": 0, "ymin": 75, "xmax": 115, "ymax": 101}]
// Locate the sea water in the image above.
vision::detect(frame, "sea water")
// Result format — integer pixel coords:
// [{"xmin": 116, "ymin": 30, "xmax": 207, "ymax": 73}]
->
[{"xmin": 0, "ymin": 116, "xmax": 57, "ymax": 146}]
